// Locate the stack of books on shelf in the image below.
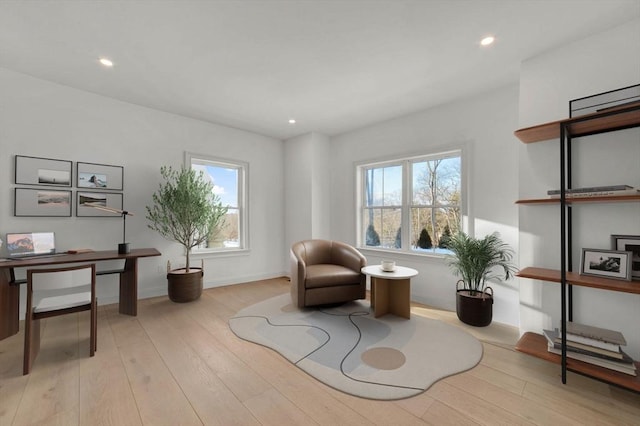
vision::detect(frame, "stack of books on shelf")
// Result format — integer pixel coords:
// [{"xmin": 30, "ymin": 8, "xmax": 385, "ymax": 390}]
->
[
  {"xmin": 547, "ymin": 184, "xmax": 639, "ymax": 199},
  {"xmin": 543, "ymin": 322, "xmax": 637, "ymax": 376}
]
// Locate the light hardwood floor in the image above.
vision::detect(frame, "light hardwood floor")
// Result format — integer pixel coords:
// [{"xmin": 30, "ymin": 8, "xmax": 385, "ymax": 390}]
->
[{"xmin": 1, "ymin": 277, "xmax": 639, "ymax": 425}]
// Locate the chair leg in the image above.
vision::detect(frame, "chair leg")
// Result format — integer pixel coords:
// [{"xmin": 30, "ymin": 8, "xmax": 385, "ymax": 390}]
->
[
  {"xmin": 90, "ymin": 301, "xmax": 97, "ymax": 356},
  {"xmin": 23, "ymin": 318, "xmax": 41, "ymax": 375}
]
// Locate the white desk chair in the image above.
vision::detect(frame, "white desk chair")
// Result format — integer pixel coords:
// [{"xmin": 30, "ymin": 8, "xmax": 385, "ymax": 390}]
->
[{"xmin": 24, "ymin": 263, "xmax": 97, "ymax": 375}]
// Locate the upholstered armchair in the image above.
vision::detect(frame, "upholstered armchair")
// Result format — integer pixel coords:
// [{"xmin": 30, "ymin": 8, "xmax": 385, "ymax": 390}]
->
[{"xmin": 290, "ymin": 239, "xmax": 367, "ymax": 308}]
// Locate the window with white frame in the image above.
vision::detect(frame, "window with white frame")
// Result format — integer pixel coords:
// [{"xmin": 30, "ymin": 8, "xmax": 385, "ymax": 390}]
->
[
  {"xmin": 358, "ymin": 149, "xmax": 462, "ymax": 254},
  {"xmin": 187, "ymin": 153, "xmax": 247, "ymax": 252}
]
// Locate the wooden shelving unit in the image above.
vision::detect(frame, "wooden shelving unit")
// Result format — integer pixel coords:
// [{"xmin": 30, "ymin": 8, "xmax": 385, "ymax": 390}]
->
[
  {"xmin": 515, "ymin": 101, "xmax": 640, "ymax": 143},
  {"xmin": 516, "ymin": 194, "xmax": 640, "ymax": 204},
  {"xmin": 517, "ymin": 267, "xmax": 640, "ymax": 295},
  {"xmin": 515, "ymin": 99, "xmax": 640, "ymax": 392},
  {"xmin": 516, "ymin": 332, "xmax": 640, "ymax": 392}
]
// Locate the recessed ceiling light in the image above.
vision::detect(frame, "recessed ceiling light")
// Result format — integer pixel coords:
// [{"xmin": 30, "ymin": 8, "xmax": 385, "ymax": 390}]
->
[
  {"xmin": 288, "ymin": 119, "xmax": 296, "ymax": 124},
  {"xmin": 99, "ymin": 58, "xmax": 114, "ymax": 67},
  {"xmin": 480, "ymin": 36, "xmax": 495, "ymax": 46}
]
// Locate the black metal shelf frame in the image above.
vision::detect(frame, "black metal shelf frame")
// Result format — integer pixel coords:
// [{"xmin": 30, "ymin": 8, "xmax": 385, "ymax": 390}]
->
[{"xmin": 557, "ymin": 103, "xmax": 640, "ymax": 384}]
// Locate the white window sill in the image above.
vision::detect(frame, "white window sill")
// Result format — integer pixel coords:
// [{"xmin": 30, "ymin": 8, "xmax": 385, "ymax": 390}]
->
[
  {"xmin": 191, "ymin": 248, "xmax": 251, "ymax": 259},
  {"xmin": 357, "ymin": 246, "xmax": 449, "ymax": 262}
]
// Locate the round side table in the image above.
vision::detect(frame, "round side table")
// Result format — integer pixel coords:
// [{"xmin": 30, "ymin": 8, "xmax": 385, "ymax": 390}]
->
[{"xmin": 361, "ymin": 265, "xmax": 418, "ymax": 319}]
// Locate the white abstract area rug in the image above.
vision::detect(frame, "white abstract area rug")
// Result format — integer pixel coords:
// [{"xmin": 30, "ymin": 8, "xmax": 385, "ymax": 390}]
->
[{"xmin": 229, "ymin": 293, "xmax": 483, "ymax": 400}]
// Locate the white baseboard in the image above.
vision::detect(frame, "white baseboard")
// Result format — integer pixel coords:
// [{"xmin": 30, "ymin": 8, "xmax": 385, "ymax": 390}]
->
[
  {"xmin": 203, "ymin": 271, "xmax": 288, "ymax": 289},
  {"xmin": 100, "ymin": 271, "xmax": 288, "ymax": 306}
]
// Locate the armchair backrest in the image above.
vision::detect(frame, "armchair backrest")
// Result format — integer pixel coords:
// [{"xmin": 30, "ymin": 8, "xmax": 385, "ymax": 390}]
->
[
  {"xmin": 291, "ymin": 239, "xmax": 366, "ymax": 270},
  {"xmin": 291, "ymin": 239, "xmax": 331, "ymax": 266}
]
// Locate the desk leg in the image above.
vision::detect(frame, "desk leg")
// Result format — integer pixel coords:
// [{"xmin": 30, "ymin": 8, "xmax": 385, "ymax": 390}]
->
[
  {"xmin": 0, "ymin": 268, "xmax": 20, "ymax": 340},
  {"xmin": 119, "ymin": 258, "xmax": 138, "ymax": 316}
]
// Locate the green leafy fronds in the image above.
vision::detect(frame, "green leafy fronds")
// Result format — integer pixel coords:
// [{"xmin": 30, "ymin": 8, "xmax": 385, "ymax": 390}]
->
[
  {"xmin": 446, "ymin": 232, "xmax": 517, "ymax": 294},
  {"xmin": 145, "ymin": 166, "xmax": 228, "ymax": 271}
]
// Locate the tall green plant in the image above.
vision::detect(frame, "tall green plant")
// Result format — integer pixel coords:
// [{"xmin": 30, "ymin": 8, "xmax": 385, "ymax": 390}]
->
[
  {"xmin": 446, "ymin": 232, "xmax": 517, "ymax": 294},
  {"xmin": 146, "ymin": 166, "xmax": 228, "ymax": 272}
]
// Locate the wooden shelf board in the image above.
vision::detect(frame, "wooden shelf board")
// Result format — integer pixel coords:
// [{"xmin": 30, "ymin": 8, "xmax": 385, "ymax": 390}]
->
[
  {"xmin": 515, "ymin": 119, "xmax": 563, "ymax": 143},
  {"xmin": 517, "ymin": 267, "xmax": 640, "ymax": 294},
  {"xmin": 515, "ymin": 101, "xmax": 640, "ymax": 143},
  {"xmin": 515, "ymin": 332, "xmax": 640, "ymax": 392},
  {"xmin": 516, "ymin": 195, "xmax": 640, "ymax": 204}
]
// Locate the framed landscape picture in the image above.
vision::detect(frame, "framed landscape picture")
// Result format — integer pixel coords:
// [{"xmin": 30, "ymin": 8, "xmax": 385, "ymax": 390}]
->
[
  {"xmin": 611, "ymin": 235, "xmax": 640, "ymax": 280},
  {"xmin": 580, "ymin": 248, "xmax": 632, "ymax": 281},
  {"xmin": 14, "ymin": 188, "xmax": 72, "ymax": 217},
  {"xmin": 77, "ymin": 162, "xmax": 124, "ymax": 190},
  {"xmin": 76, "ymin": 192, "xmax": 123, "ymax": 217},
  {"xmin": 15, "ymin": 155, "xmax": 72, "ymax": 187}
]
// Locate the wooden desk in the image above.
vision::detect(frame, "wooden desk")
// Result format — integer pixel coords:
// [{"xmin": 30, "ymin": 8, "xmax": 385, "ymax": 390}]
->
[{"xmin": 0, "ymin": 248, "xmax": 161, "ymax": 340}]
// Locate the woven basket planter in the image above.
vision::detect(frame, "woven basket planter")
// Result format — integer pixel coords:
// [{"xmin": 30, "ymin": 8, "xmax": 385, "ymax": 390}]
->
[
  {"xmin": 455, "ymin": 284, "xmax": 493, "ymax": 327},
  {"xmin": 167, "ymin": 267, "xmax": 203, "ymax": 303}
]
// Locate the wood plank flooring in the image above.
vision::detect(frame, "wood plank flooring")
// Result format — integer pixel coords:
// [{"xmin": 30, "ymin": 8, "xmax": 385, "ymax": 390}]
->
[{"xmin": 1, "ymin": 277, "xmax": 639, "ymax": 425}]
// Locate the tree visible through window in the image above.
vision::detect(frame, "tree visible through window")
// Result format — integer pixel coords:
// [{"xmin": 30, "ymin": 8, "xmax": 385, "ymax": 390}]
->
[
  {"xmin": 411, "ymin": 155, "xmax": 461, "ymax": 251},
  {"xmin": 188, "ymin": 153, "xmax": 247, "ymax": 251},
  {"xmin": 359, "ymin": 150, "xmax": 462, "ymax": 254}
]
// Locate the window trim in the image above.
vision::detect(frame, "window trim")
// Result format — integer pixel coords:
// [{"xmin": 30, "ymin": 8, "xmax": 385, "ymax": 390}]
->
[
  {"xmin": 355, "ymin": 146, "xmax": 466, "ymax": 257},
  {"xmin": 185, "ymin": 151, "xmax": 249, "ymax": 255}
]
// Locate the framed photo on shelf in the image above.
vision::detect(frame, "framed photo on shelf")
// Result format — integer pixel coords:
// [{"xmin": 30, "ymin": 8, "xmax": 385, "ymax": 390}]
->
[
  {"xmin": 580, "ymin": 248, "xmax": 632, "ymax": 281},
  {"xmin": 76, "ymin": 192, "xmax": 123, "ymax": 217},
  {"xmin": 611, "ymin": 235, "xmax": 640, "ymax": 280},
  {"xmin": 77, "ymin": 162, "xmax": 124, "ymax": 190},
  {"xmin": 14, "ymin": 188, "xmax": 72, "ymax": 217},
  {"xmin": 15, "ymin": 155, "xmax": 72, "ymax": 187}
]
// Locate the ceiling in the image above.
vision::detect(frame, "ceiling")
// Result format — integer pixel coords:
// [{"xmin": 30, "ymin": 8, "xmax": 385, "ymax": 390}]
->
[{"xmin": 1, "ymin": 1, "xmax": 638, "ymax": 140}]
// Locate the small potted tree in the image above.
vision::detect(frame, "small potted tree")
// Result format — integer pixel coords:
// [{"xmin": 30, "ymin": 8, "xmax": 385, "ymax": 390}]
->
[
  {"xmin": 146, "ymin": 166, "xmax": 227, "ymax": 302},
  {"xmin": 446, "ymin": 232, "xmax": 517, "ymax": 326}
]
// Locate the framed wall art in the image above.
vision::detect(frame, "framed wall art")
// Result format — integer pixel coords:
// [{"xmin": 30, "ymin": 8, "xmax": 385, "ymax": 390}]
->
[
  {"xmin": 76, "ymin": 192, "xmax": 123, "ymax": 217},
  {"xmin": 580, "ymin": 248, "xmax": 632, "ymax": 281},
  {"xmin": 15, "ymin": 155, "xmax": 72, "ymax": 187},
  {"xmin": 611, "ymin": 235, "xmax": 640, "ymax": 280},
  {"xmin": 14, "ymin": 188, "xmax": 72, "ymax": 217},
  {"xmin": 77, "ymin": 162, "xmax": 124, "ymax": 190}
]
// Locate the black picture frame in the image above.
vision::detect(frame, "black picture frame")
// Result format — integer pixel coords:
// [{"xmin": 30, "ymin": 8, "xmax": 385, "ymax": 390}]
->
[
  {"xmin": 580, "ymin": 248, "xmax": 632, "ymax": 281},
  {"xmin": 15, "ymin": 155, "xmax": 72, "ymax": 187},
  {"xmin": 611, "ymin": 235, "xmax": 640, "ymax": 280},
  {"xmin": 76, "ymin": 191, "xmax": 124, "ymax": 217},
  {"xmin": 14, "ymin": 188, "xmax": 72, "ymax": 217},
  {"xmin": 77, "ymin": 162, "xmax": 124, "ymax": 191}
]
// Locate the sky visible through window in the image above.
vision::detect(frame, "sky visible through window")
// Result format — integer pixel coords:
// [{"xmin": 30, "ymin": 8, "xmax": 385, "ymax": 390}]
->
[{"xmin": 192, "ymin": 164, "xmax": 238, "ymax": 207}]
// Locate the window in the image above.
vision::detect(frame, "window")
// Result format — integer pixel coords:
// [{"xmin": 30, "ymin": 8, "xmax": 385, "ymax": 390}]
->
[
  {"xmin": 358, "ymin": 149, "xmax": 462, "ymax": 255},
  {"xmin": 187, "ymin": 152, "xmax": 247, "ymax": 252}
]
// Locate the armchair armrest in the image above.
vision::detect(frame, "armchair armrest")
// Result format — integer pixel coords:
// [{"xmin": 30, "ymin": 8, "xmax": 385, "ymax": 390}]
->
[{"xmin": 290, "ymin": 248, "xmax": 306, "ymax": 307}]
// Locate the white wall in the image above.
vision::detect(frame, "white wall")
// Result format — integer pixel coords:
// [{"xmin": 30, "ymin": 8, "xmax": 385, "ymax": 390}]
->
[
  {"xmin": 329, "ymin": 84, "xmax": 521, "ymax": 327},
  {"xmin": 0, "ymin": 67, "xmax": 286, "ymax": 313},
  {"xmin": 284, "ymin": 133, "xmax": 313, "ymax": 249},
  {"xmin": 518, "ymin": 19, "xmax": 640, "ymax": 356},
  {"xmin": 310, "ymin": 133, "xmax": 331, "ymax": 239},
  {"xmin": 283, "ymin": 131, "xmax": 330, "ymax": 253}
]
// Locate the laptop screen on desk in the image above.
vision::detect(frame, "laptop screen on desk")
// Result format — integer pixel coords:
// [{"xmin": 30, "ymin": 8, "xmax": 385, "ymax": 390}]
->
[{"xmin": 6, "ymin": 232, "xmax": 56, "ymax": 258}]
